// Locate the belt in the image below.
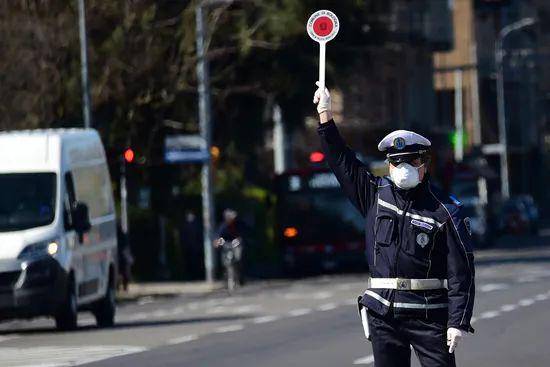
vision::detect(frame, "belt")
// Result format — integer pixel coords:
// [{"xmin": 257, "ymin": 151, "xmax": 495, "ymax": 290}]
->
[{"xmin": 368, "ymin": 277, "xmax": 448, "ymax": 291}]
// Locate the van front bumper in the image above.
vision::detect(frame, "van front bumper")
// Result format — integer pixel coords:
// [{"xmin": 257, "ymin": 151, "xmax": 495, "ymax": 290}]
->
[{"xmin": 0, "ymin": 257, "xmax": 68, "ymax": 319}]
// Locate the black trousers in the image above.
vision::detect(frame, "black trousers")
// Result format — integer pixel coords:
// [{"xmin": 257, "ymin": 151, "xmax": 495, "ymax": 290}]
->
[{"xmin": 367, "ymin": 309, "xmax": 456, "ymax": 367}]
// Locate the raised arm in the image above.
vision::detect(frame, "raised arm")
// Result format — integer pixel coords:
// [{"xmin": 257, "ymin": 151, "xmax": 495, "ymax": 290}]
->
[{"xmin": 314, "ymin": 84, "xmax": 378, "ymax": 217}]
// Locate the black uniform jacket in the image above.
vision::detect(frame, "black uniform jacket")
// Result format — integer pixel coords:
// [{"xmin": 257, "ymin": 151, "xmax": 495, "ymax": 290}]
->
[{"xmin": 318, "ymin": 120, "xmax": 475, "ymax": 332}]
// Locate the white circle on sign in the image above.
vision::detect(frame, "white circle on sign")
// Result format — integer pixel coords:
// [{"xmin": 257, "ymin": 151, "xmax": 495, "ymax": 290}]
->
[
  {"xmin": 307, "ymin": 10, "xmax": 339, "ymax": 43},
  {"xmin": 416, "ymin": 233, "xmax": 429, "ymax": 248}
]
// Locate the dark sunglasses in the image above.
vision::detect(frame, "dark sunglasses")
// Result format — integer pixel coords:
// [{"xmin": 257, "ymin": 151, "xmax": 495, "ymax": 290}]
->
[{"xmin": 387, "ymin": 153, "xmax": 426, "ymax": 166}]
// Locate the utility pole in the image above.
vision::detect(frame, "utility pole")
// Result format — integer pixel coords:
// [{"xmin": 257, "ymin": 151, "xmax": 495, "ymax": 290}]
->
[
  {"xmin": 120, "ymin": 157, "xmax": 129, "ymax": 242},
  {"xmin": 470, "ymin": 45, "xmax": 482, "ymax": 146},
  {"xmin": 454, "ymin": 69, "xmax": 464, "ymax": 162},
  {"xmin": 495, "ymin": 17, "xmax": 536, "ymax": 200},
  {"xmin": 273, "ymin": 104, "xmax": 288, "ymax": 175},
  {"xmin": 77, "ymin": 0, "xmax": 92, "ymax": 129},
  {"xmin": 195, "ymin": 3, "xmax": 215, "ymax": 283}
]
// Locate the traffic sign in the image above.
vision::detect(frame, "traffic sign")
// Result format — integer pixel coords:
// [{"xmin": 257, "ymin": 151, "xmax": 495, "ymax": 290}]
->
[
  {"xmin": 164, "ymin": 134, "xmax": 209, "ymax": 163},
  {"xmin": 306, "ymin": 10, "xmax": 339, "ymax": 93},
  {"xmin": 307, "ymin": 10, "xmax": 339, "ymax": 43}
]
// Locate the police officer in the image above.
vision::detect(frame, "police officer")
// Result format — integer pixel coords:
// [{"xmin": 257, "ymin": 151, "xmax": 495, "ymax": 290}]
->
[{"xmin": 313, "ymin": 83, "xmax": 475, "ymax": 367}]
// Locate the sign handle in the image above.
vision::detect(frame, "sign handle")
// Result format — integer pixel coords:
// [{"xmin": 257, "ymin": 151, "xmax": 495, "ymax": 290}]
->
[{"xmin": 319, "ymin": 41, "xmax": 326, "ymax": 92}]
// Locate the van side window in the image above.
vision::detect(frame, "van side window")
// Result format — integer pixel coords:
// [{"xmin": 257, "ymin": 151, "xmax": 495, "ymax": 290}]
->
[{"xmin": 63, "ymin": 172, "xmax": 77, "ymax": 230}]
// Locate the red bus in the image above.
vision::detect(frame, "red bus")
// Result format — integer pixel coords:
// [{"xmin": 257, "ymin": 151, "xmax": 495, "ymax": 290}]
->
[{"xmin": 274, "ymin": 164, "xmax": 367, "ymax": 275}]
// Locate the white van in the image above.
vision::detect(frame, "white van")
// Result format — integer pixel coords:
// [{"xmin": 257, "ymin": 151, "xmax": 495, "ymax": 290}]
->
[{"xmin": 0, "ymin": 129, "xmax": 117, "ymax": 330}]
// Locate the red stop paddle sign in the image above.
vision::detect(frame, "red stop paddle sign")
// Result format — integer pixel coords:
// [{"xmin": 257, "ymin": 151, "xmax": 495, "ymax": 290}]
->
[{"xmin": 307, "ymin": 10, "xmax": 339, "ymax": 43}]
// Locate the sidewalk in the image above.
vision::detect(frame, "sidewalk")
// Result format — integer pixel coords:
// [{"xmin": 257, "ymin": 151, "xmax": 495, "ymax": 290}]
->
[{"xmin": 116, "ymin": 281, "xmax": 224, "ymax": 301}]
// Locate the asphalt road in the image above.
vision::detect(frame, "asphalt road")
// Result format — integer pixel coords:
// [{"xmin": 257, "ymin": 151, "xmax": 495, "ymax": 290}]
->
[{"xmin": 2, "ymin": 249, "xmax": 550, "ymax": 366}]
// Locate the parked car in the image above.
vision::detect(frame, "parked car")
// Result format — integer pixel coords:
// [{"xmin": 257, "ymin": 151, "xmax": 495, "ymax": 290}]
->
[{"xmin": 497, "ymin": 196, "xmax": 538, "ymax": 236}]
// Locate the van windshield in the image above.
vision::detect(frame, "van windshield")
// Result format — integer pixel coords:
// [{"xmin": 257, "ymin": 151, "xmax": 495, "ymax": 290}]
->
[{"xmin": 0, "ymin": 173, "xmax": 57, "ymax": 232}]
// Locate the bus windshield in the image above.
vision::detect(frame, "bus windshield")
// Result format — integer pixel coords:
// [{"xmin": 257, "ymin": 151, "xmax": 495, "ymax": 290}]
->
[
  {"xmin": 0, "ymin": 173, "xmax": 57, "ymax": 232},
  {"xmin": 279, "ymin": 189, "xmax": 363, "ymax": 243}
]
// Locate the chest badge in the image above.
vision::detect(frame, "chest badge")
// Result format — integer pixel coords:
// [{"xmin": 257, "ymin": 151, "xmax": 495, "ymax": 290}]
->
[{"xmin": 416, "ymin": 233, "xmax": 430, "ymax": 248}]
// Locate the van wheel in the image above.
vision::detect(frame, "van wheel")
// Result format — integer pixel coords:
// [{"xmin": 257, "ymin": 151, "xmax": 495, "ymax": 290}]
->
[
  {"xmin": 55, "ymin": 279, "xmax": 78, "ymax": 331},
  {"xmin": 93, "ymin": 281, "xmax": 116, "ymax": 328}
]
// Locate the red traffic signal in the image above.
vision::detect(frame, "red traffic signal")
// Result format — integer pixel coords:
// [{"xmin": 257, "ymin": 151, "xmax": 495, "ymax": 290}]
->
[
  {"xmin": 309, "ymin": 151, "xmax": 324, "ymax": 163},
  {"xmin": 123, "ymin": 148, "xmax": 135, "ymax": 163}
]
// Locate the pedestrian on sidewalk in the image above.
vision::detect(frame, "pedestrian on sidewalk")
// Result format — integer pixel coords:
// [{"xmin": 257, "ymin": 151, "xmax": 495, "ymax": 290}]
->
[{"xmin": 313, "ymin": 83, "xmax": 475, "ymax": 367}]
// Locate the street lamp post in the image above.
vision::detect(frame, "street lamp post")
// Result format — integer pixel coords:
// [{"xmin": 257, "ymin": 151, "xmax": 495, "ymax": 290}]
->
[
  {"xmin": 77, "ymin": 0, "xmax": 92, "ymax": 129},
  {"xmin": 495, "ymin": 17, "xmax": 536, "ymax": 200},
  {"xmin": 195, "ymin": 0, "xmax": 233, "ymax": 283}
]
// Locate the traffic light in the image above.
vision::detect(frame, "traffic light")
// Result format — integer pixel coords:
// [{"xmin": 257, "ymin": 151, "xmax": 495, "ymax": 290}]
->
[
  {"xmin": 309, "ymin": 151, "xmax": 325, "ymax": 163},
  {"xmin": 123, "ymin": 148, "xmax": 135, "ymax": 163},
  {"xmin": 448, "ymin": 131, "xmax": 469, "ymax": 148},
  {"xmin": 210, "ymin": 145, "xmax": 220, "ymax": 160}
]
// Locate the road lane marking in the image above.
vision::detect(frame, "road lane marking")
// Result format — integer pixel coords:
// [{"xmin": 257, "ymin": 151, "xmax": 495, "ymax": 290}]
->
[
  {"xmin": 151, "ymin": 310, "xmax": 170, "ymax": 318},
  {"xmin": 232, "ymin": 304, "xmax": 261, "ymax": 314},
  {"xmin": 473, "ymin": 289, "xmax": 550, "ymax": 325},
  {"xmin": 0, "ymin": 336, "xmax": 19, "ymax": 343},
  {"xmin": 206, "ymin": 306, "xmax": 228, "ymax": 314},
  {"xmin": 312, "ymin": 291, "xmax": 333, "ymax": 300},
  {"xmin": 283, "ymin": 293, "xmax": 304, "ymax": 300},
  {"xmin": 318, "ymin": 303, "xmax": 338, "ymax": 311},
  {"xmin": 500, "ymin": 304, "xmax": 518, "ymax": 312},
  {"xmin": 288, "ymin": 308, "xmax": 311, "ymax": 317},
  {"xmin": 518, "ymin": 299, "xmax": 535, "ymax": 307},
  {"xmin": 479, "ymin": 283, "xmax": 509, "ymax": 292},
  {"xmin": 0, "ymin": 345, "xmax": 147, "ymax": 367},
  {"xmin": 353, "ymin": 354, "xmax": 375, "ymax": 365},
  {"xmin": 168, "ymin": 334, "xmax": 198, "ymax": 345},
  {"xmin": 214, "ymin": 324, "xmax": 244, "ymax": 333},
  {"xmin": 171, "ymin": 306, "xmax": 185, "ymax": 314},
  {"xmin": 479, "ymin": 311, "xmax": 500, "ymax": 319},
  {"xmin": 253, "ymin": 315, "xmax": 280, "ymax": 324},
  {"xmin": 137, "ymin": 296, "xmax": 154, "ymax": 305}
]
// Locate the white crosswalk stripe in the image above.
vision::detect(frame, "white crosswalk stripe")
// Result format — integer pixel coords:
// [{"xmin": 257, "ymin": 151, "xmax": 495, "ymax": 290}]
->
[{"xmin": 0, "ymin": 345, "xmax": 146, "ymax": 367}]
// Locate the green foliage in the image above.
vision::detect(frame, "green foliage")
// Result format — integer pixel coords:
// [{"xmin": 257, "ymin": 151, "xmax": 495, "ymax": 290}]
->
[{"xmin": 0, "ymin": 0, "xmax": 373, "ymax": 175}]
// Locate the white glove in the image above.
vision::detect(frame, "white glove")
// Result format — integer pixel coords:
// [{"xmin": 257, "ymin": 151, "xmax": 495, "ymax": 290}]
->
[
  {"xmin": 313, "ymin": 81, "xmax": 331, "ymax": 114},
  {"xmin": 447, "ymin": 327, "xmax": 463, "ymax": 354}
]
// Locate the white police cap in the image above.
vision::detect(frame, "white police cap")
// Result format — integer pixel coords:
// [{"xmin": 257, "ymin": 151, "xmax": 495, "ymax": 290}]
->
[{"xmin": 377, "ymin": 130, "xmax": 431, "ymax": 154}]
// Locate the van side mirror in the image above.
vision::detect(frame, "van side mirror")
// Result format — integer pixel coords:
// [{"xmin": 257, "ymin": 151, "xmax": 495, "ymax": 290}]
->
[{"xmin": 72, "ymin": 202, "xmax": 91, "ymax": 235}]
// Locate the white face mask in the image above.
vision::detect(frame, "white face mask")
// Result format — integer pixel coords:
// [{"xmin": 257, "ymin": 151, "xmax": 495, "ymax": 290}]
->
[{"xmin": 390, "ymin": 163, "xmax": 423, "ymax": 189}]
